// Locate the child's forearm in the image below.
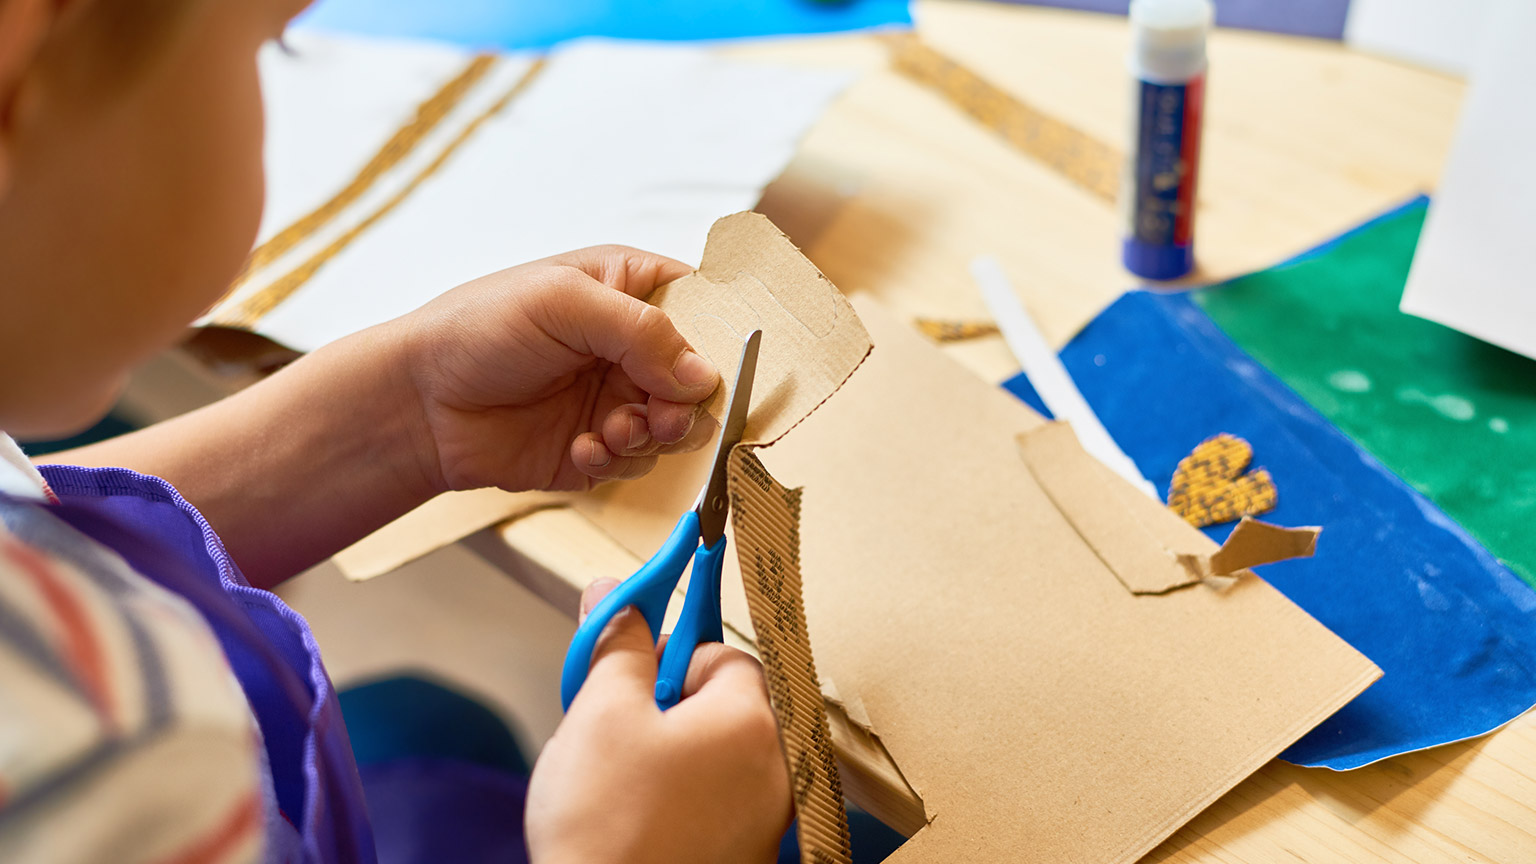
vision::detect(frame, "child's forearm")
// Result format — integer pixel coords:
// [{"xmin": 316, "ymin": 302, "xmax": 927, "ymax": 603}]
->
[{"xmin": 45, "ymin": 320, "xmax": 438, "ymax": 589}]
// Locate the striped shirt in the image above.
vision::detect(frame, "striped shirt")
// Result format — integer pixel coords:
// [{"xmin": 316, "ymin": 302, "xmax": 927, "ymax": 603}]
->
[{"xmin": 0, "ymin": 433, "xmax": 268, "ymax": 864}]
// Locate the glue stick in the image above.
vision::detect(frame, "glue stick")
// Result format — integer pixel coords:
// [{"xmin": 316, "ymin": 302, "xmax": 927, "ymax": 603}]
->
[{"xmin": 1121, "ymin": 0, "xmax": 1212, "ymax": 281}]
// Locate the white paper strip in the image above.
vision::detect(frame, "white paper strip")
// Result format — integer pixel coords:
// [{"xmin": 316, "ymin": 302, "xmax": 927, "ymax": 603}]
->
[{"xmin": 971, "ymin": 256, "xmax": 1158, "ymax": 499}]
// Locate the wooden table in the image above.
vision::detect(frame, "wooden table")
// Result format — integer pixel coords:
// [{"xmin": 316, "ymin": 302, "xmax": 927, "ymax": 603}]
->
[{"xmin": 466, "ymin": 2, "xmax": 1536, "ymax": 861}]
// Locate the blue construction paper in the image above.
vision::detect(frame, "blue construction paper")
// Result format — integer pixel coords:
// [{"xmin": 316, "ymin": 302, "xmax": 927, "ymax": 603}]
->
[
  {"xmin": 994, "ymin": 0, "xmax": 1350, "ymax": 40},
  {"xmin": 295, "ymin": 0, "xmax": 913, "ymax": 51},
  {"xmin": 1002, "ymin": 292, "xmax": 1536, "ymax": 769}
]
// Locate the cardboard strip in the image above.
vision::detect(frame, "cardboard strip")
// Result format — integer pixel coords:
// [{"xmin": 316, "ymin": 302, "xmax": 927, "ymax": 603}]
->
[
  {"xmin": 728, "ymin": 448, "xmax": 852, "ymax": 864},
  {"xmin": 333, "ymin": 488, "xmax": 563, "ymax": 581},
  {"xmin": 1017, "ymin": 421, "xmax": 1320, "ymax": 595},
  {"xmin": 885, "ymin": 33, "xmax": 1122, "ymax": 202}
]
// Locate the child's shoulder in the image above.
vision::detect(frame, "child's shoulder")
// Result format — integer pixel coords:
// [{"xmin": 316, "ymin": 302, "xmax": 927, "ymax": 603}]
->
[{"xmin": 0, "ymin": 437, "xmax": 265, "ymax": 863}]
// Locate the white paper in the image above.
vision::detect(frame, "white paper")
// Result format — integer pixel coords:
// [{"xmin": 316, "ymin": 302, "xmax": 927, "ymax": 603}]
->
[
  {"xmin": 256, "ymin": 32, "xmax": 478, "ymax": 241},
  {"xmin": 1344, "ymin": 0, "xmax": 1493, "ymax": 76},
  {"xmin": 210, "ymin": 36, "xmax": 851, "ymax": 353},
  {"xmin": 1400, "ymin": 0, "xmax": 1536, "ymax": 362}
]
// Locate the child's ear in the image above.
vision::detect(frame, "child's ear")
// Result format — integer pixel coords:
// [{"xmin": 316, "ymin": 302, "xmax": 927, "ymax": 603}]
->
[{"xmin": 0, "ymin": 0, "xmax": 55, "ymax": 198}]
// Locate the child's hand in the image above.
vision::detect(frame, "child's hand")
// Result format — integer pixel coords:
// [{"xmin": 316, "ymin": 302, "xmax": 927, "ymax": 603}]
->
[
  {"xmin": 526, "ymin": 578, "xmax": 793, "ymax": 864},
  {"xmin": 397, "ymin": 245, "xmax": 721, "ymax": 494}
]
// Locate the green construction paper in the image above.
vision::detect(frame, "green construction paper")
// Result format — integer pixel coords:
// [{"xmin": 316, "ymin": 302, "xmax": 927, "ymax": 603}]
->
[{"xmin": 1193, "ymin": 200, "xmax": 1536, "ymax": 587}]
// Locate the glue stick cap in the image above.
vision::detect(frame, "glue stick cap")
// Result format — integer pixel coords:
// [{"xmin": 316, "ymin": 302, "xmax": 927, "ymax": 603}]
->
[
  {"xmin": 1129, "ymin": 0, "xmax": 1213, "ymax": 83},
  {"xmin": 1122, "ymin": 237, "xmax": 1194, "ymax": 281}
]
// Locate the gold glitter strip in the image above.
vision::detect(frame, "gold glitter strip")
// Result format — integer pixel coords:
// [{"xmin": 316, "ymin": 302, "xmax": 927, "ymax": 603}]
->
[
  {"xmin": 914, "ymin": 317, "xmax": 1001, "ymax": 343},
  {"xmin": 885, "ymin": 33, "xmax": 1122, "ymax": 203},
  {"xmin": 234, "ymin": 54, "xmax": 497, "ymax": 293},
  {"xmin": 215, "ymin": 59, "xmax": 547, "ymax": 330}
]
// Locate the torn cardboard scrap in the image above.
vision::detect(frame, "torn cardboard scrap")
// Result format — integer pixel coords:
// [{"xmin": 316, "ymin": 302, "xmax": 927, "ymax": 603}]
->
[
  {"xmin": 728, "ymin": 448, "xmax": 853, "ymax": 864},
  {"xmin": 646, "ymin": 211, "xmax": 874, "ymax": 446},
  {"xmin": 572, "ymin": 211, "xmax": 873, "ymax": 548},
  {"xmin": 1017, "ymin": 422, "xmax": 1318, "ymax": 595}
]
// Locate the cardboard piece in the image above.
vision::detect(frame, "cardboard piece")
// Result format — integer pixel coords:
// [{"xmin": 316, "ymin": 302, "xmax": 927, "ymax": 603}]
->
[
  {"xmin": 571, "ymin": 212, "xmax": 873, "ymax": 544},
  {"xmin": 1400, "ymin": 0, "xmax": 1536, "ymax": 362},
  {"xmin": 1017, "ymin": 423, "xmax": 1319, "ymax": 594},
  {"xmin": 1206, "ymin": 518, "xmax": 1320, "ymax": 577},
  {"xmin": 332, "ymin": 488, "xmax": 562, "ymax": 581}
]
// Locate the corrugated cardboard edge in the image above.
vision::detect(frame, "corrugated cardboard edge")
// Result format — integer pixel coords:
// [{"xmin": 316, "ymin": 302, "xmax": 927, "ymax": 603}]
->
[{"xmin": 728, "ymin": 447, "xmax": 854, "ymax": 864}]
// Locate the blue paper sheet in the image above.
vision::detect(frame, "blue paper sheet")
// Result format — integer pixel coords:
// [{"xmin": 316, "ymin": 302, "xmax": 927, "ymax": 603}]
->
[
  {"xmin": 295, "ymin": 0, "xmax": 913, "ymax": 51},
  {"xmin": 1003, "ymin": 291, "xmax": 1536, "ymax": 769}
]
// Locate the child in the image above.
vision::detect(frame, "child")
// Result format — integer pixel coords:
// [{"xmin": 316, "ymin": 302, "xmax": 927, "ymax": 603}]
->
[{"xmin": 0, "ymin": 0, "xmax": 792, "ymax": 861}]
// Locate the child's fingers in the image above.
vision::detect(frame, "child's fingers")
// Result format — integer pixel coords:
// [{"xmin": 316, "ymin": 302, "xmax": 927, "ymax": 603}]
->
[
  {"xmin": 600, "ymin": 403, "xmax": 660, "ymax": 457},
  {"xmin": 571, "ymin": 433, "xmax": 660, "ymax": 482},
  {"xmin": 653, "ymin": 407, "xmax": 717, "ymax": 454},
  {"xmin": 644, "ymin": 399, "xmax": 701, "ymax": 446},
  {"xmin": 543, "ymin": 245, "xmax": 694, "ymax": 300},
  {"xmin": 530, "ymin": 272, "xmax": 720, "ymax": 406}
]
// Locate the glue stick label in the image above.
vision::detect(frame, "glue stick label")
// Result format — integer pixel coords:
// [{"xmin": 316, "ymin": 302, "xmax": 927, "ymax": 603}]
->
[{"xmin": 1124, "ymin": 74, "xmax": 1203, "ymax": 248}]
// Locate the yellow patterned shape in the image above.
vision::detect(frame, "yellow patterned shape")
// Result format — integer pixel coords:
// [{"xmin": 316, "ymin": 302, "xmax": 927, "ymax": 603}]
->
[{"xmin": 1167, "ymin": 434, "xmax": 1278, "ymax": 528}]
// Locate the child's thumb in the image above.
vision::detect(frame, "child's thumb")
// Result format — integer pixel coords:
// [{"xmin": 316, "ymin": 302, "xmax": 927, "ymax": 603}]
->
[{"xmin": 580, "ymin": 579, "xmax": 660, "ymax": 706}]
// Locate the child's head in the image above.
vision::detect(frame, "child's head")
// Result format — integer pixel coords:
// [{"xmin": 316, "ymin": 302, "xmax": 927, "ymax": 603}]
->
[{"xmin": 0, "ymin": 0, "xmax": 307, "ymax": 437}]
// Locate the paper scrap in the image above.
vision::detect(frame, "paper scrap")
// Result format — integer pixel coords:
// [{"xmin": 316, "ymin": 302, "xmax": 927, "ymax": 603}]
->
[
  {"xmin": 1400, "ymin": 0, "xmax": 1536, "ymax": 362},
  {"xmin": 572, "ymin": 212, "xmax": 873, "ymax": 549},
  {"xmin": 1206, "ymin": 517, "xmax": 1320, "ymax": 576},
  {"xmin": 207, "ymin": 35, "xmax": 852, "ymax": 353},
  {"xmin": 1344, "ymin": 0, "xmax": 1493, "ymax": 75}
]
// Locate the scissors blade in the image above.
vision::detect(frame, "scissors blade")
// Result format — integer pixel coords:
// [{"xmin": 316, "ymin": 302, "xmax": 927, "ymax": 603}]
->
[{"xmin": 694, "ymin": 329, "xmax": 762, "ymax": 545}]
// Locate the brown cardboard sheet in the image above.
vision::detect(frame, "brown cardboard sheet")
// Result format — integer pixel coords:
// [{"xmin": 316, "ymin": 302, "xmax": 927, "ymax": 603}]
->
[{"xmin": 754, "ymin": 299, "xmax": 1378, "ymax": 862}]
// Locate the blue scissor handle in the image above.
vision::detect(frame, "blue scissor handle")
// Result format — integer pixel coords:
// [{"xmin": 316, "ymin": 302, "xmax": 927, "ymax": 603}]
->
[
  {"xmin": 560, "ymin": 511, "xmax": 700, "ymax": 711},
  {"xmin": 654, "ymin": 534, "xmax": 727, "ymax": 709}
]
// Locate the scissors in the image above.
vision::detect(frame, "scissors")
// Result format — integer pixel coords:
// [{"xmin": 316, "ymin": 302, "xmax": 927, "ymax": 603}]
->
[{"xmin": 560, "ymin": 329, "xmax": 763, "ymax": 712}]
